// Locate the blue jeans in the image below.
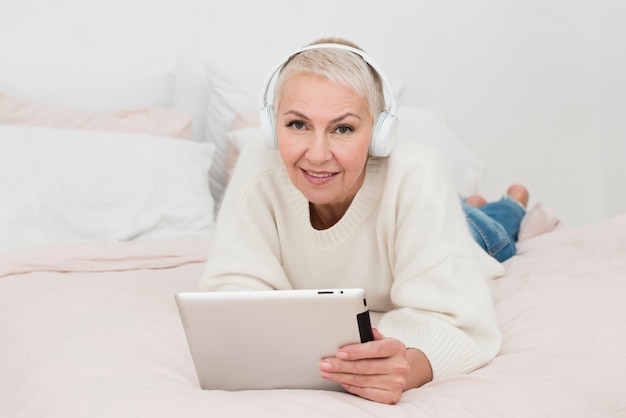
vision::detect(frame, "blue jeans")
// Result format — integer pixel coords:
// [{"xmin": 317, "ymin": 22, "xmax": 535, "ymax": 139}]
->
[{"xmin": 461, "ymin": 197, "xmax": 526, "ymax": 263}]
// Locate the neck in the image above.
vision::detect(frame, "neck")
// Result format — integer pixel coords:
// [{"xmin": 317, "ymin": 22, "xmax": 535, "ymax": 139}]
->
[{"xmin": 309, "ymin": 202, "xmax": 349, "ymax": 230}]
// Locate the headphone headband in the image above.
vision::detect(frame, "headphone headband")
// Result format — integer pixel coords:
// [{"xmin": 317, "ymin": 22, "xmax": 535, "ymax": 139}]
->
[{"xmin": 259, "ymin": 43, "xmax": 397, "ymax": 115}]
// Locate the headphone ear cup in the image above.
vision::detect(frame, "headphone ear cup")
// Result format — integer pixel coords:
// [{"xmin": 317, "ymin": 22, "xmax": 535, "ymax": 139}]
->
[
  {"xmin": 369, "ymin": 111, "xmax": 399, "ymax": 157},
  {"xmin": 259, "ymin": 105, "xmax": 278, "ymax": 149}
]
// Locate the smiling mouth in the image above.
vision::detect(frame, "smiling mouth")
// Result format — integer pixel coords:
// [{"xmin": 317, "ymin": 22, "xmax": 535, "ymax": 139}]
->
[
  {"xmin": 305, "ymin": 171, "xmax": 334, "ymax": 178},
  {"xmin": 302, "ymin": 169, "xmax": 337, "ymax": 184}
]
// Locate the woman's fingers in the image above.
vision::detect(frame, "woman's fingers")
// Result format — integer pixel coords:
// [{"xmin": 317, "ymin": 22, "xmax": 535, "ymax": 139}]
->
[{"xmin": 319, "ymin": 334, "xmax": 410, "ymax": 404}]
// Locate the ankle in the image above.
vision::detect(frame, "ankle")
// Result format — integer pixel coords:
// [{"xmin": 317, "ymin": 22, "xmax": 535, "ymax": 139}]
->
[
  {"xmin": 466, "ymin": 195, "xmax": 487, "ymax": 208},
  {"xmin": 506, "ymin": 184, "xmax": 529, "ymax": 208}
]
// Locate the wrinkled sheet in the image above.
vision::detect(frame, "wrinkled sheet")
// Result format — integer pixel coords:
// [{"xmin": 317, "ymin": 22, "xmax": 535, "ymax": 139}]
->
[{"xmin": 1, "ymin": 216, "xmax": 625, "ymax": 418}]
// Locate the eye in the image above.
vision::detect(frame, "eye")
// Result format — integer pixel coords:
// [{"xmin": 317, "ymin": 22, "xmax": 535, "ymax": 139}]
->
[
  {"xmin": 286, "ymin": 120, "xmax": 306, "ymax": 131},
  {"xmin": 334, "ymin": 125, "xmax": 354, "ymax": 135}
]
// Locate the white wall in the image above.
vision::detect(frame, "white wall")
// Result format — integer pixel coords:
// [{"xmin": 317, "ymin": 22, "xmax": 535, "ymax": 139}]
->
[{"xmin": 1, "ymin": 0, "xmax": 624, "ymax": 227}]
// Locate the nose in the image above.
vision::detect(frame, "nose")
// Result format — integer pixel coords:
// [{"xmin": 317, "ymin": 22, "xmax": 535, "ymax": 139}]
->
[{"xmin": 305, "ymin": 131, "xmax": 332, "ymax": 165}]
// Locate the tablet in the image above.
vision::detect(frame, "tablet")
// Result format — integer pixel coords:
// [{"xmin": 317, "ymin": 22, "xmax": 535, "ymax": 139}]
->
[{"xmin": 175, "ymin": 288, "xmax": 373, "ymax": 391}]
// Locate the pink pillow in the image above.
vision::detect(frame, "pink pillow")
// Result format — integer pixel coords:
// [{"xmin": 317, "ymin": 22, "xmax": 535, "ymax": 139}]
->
[{"xmin": 0, "ymin": 92, "xmax": 192, "ymax": 139}]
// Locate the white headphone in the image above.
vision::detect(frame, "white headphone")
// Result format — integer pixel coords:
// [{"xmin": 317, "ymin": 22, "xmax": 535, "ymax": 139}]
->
[{"xmin": 259, "ymin": 43, "xmax": 398, "ymax": 157}]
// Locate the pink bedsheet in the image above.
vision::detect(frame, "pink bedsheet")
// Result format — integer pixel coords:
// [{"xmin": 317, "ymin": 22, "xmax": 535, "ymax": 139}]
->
[{"xmin": 1, "ymin": 216, "xmax": 625, "ymax": 418}]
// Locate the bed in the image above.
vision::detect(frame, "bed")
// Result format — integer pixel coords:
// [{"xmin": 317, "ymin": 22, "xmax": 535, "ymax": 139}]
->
[{"xmin": 1, "ymin": 53, "xmax": 625, "ymax": 418}]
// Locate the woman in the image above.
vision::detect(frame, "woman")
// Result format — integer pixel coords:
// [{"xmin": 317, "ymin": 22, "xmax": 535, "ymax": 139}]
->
[{"xmin": 199, "ymin": 38, "xmax": 505, "ymax": 404}]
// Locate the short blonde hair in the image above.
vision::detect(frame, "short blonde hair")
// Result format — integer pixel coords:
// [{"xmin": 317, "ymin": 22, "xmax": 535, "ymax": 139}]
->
[{"xmin": 273, "ymin": 38, "xmax": 385, "ymax": 120}]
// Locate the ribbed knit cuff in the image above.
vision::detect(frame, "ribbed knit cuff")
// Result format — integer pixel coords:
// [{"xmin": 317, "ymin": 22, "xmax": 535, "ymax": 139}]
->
[{"xmin": 378, "ymin": 309, "xmax": 496, "ymax": 380}]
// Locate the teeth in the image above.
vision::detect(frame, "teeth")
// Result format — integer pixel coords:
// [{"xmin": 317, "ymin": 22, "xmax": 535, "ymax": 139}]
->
[{"xmin": 307, "ymin": 171, "xmax": 333, "ymax": 178}]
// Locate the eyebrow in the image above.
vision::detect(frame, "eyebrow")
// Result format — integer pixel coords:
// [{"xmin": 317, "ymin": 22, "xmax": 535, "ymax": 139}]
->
[{"xmin": 282, "ymin": 110, "xmax": 362, "ymax": 124}]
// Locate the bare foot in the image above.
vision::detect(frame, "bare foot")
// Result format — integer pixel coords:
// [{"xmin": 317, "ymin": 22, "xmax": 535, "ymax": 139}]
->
[
  {"xmin": 506, "ymin": 184, "xmax": 529, "ymax": 208},
  {"xmin": 466, "ymin": 195, "xmax": 487, "ymax": 208}
]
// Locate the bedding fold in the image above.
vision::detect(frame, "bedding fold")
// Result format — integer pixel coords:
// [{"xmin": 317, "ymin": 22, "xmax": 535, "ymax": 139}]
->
[{"xmin": 0, "ymin": 237, "xmax": 210, "ymax": 278}]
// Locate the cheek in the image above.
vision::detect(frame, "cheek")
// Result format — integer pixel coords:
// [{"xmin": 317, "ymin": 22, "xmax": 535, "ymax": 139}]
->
[
  {"xmin": 340, "ymin": 143, "xmax": 370, "ymax": 173},
  {"xmin": 277, "ymin": 140, "xmax": 302, "ymax": 171},
  {"xmin": 278, "ymin": 135, "xmax": 299, "ymax": 161},
  {"xmin": 277, "ymin": 146, "xmax": 291, "ymax": 167}
]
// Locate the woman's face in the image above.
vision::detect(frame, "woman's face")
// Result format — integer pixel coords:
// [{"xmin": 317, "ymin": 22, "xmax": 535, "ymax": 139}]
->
[{"xmin": 276, "ymin": 73, "xmax": 373, "ymax": 214}]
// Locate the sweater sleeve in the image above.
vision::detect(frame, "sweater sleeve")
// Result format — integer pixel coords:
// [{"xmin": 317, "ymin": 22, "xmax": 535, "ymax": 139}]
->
[
  {"xmin": 377, "ymin": 143, "xmax": 503, "ymax": 380},
  {"xmin": 198, "ymin": 142, "xmax": 293, "ymax": 292}
]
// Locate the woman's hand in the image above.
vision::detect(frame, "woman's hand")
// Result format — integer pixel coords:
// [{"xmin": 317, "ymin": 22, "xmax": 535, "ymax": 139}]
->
[{"xmin": 319, "ymin": 328, "xmax": 432, "ymax": 405}]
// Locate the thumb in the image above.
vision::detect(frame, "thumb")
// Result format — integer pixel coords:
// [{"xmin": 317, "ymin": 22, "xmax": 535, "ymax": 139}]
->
[{"xmin": 372, "ymin": 327, "xmax": 385, "ymax": 340}]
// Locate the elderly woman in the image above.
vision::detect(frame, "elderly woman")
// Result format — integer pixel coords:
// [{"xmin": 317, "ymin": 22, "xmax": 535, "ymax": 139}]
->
[{"xmin": 199, "ymin": 38, "xmax": 507, "ymax": 404}]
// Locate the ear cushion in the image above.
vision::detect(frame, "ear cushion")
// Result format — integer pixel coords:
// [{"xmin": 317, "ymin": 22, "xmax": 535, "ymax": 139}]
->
[
  {"xmin": 259, "ymin": 105, "xmax": 278, "ymax": 149},
  {"xmin": 369, "ymin": 111, "xmax": 399, "ymax": 157}
]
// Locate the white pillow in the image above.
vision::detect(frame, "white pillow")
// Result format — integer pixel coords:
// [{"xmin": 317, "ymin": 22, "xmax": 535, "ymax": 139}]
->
[
  {"xmin": 0, "ymin": 53, "xmax": 177, "ymax": 112},
  {"xmin": 0, "ymin": 125, "xmax": 214, "ymax": 252},
  {"xmin": 0, "ymin": 133, "xmax": 45, "ymax": 252},
  {"xmin": 204, "ymin": 61, "xmax": 266, "ymax": 214},
  {"xmin": 395, "ymin": 106, "xmax": 485, "ymax": 197}
]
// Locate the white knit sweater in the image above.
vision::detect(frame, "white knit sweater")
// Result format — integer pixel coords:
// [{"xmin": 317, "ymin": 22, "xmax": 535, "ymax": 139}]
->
[{"xmin": 199, "ymin": 137, "xmax": 504, "ymax": 380}]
